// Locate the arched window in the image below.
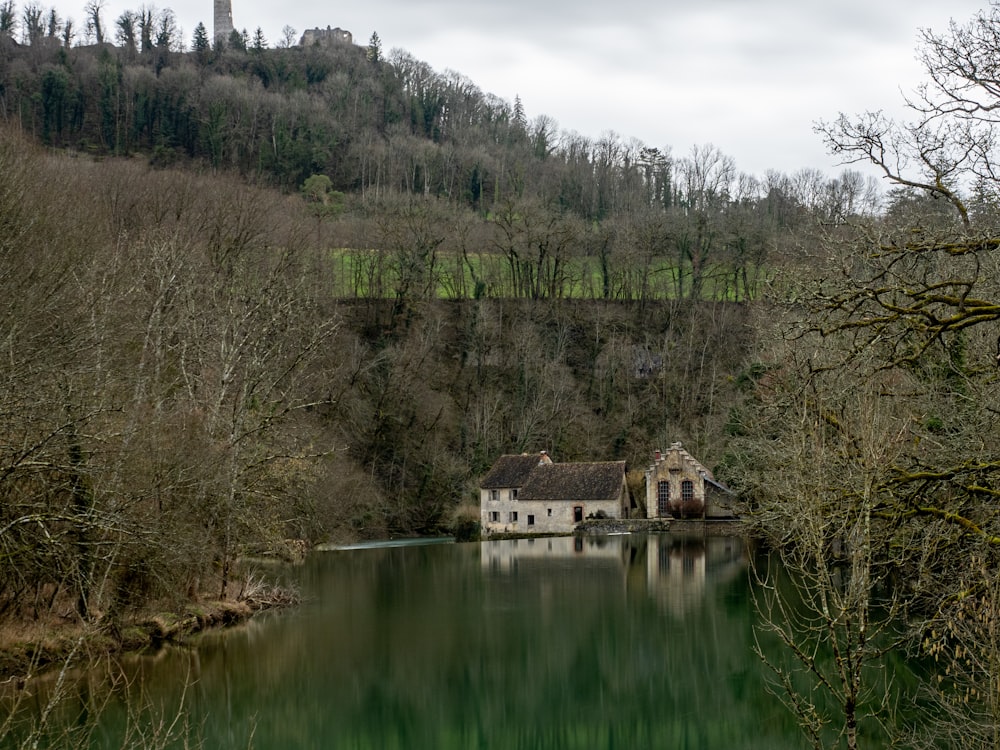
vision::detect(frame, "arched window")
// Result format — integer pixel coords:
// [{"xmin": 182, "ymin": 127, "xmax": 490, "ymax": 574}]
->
[{"xmin": 657, "ymin": 480, "xmax": 670, "ymax": 516}]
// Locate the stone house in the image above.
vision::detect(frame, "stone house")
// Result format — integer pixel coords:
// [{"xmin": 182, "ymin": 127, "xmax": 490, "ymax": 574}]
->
[
  {"xmin": 643, "ymin": 442, "xmax": 736, "ymax": 519},
  {"xmin": 480, "ymin": 452, "xmax": 629, "ymax": 535}
]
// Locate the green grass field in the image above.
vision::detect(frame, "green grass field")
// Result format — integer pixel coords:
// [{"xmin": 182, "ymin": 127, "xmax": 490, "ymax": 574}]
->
[{"xmin": 328, "ymin": 249, "xmax": 764, "ymax": 302}]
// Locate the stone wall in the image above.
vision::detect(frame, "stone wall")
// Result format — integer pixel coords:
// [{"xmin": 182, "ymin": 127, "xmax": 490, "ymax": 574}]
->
[
  {"xmin": 575, "ymin": 518, "xmax": 672, "ymax": 534},
  {"xmin": 300, "ymin": 26, "xmax": 353, "ymax": 47}
]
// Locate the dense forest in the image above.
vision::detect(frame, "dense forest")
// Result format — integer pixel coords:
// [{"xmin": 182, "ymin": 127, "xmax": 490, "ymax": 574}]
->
[{"xmin": 7, "ymin": 1, "xmax": 1000, "ymax": 748}]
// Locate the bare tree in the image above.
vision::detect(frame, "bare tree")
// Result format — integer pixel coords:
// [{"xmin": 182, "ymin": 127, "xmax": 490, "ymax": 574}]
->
[
  {"xmin": 20, "ymin": 1, "xmax": 41, "ymax": 44},
  {"xmin": 738, "ymin": 9, "xmax": 1000, "ymax": 738},
  {"xmin": 815, "ymin": 6, "xmax": 1000, "ymax": 230},
  {"xmin": 278, "ymin": 24, "xmax": 296, "ymax": 49},
  {"xmin": 671, "ymin": 144, "xmax": 735, "ymax": 299},
  {"xmin": 0, "ymin": 1, "xmax": 16, "ymax": 36},
  {"xmin": 154, "ymin": 7, "xmax": 175, "ymax": 48},
  {"xmin": 491, "ymin": 196, "xmax": 581, "ymax": 299},
  {"xmin": 115, "ymin": 9, "xmax": 136, "ymax": 53},
  {"xmin": 738, "ymin": 309, "xmax": 913, "ymax": 749},
  {"xmin": 84, "ymin": 0, "xmax": 104, "ymax": 44}
]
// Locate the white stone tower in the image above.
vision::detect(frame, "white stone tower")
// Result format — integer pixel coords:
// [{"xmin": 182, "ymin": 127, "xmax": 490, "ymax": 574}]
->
[{"xmin": 214, "ymin": 0, "xmax": 234, "ymax": 42}]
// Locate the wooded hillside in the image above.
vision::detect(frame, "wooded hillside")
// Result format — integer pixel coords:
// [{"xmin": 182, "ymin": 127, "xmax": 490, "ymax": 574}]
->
[
  {"xmin": 0, "ymin": 129, "xmax": 763, "ymax": 628},
  {"xmin": 0, "ymin": 6, "xmax": 883, "ymax": 645},
  {"xmin": 0, "ymin": 22, "xmax": 878, "ymax": 304}
]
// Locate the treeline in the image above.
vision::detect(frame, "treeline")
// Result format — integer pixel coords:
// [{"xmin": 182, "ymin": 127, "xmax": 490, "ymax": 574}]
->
[
  {"xmin": 1, "ymin": 11, "xmax": 875, "ymax": 214},
  {"xmin": 0, "ymin": 7, "xmax": 885, "ymax": 305}
]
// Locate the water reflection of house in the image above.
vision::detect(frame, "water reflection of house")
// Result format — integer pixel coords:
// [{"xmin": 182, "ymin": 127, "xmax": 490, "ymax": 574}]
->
[
  {"xmin": 481, "ymin": 537, "xmax": 630, "ymax": 624},
  {"xmin": 481, "ymin": 535, "xmax": 624, "ymax": 573},
  {"xmin": 640, "ymin": 534, "xmax": 746, "ymax": 618},
  {"xmin": 481, "ymin": 533, "xmax": 747, "ymax": 619},
  {"xmin": 480, "ymin": 452, "xmax": 628, "ymax": 535},
  {"xmin": 643, "ymin": 443, "xmax": 737, "ymax": 519}
]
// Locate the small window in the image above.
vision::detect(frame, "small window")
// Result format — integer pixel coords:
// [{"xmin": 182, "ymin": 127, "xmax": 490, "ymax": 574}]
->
[
  {"xmin": 511, "ymin": 488, "xmax": 519, "ymax": 501},
  {"xmin": 509, "ymin": 511, "xmax": 518, "ymax": 523},
  {"xmin": 527, "ymin": 515, "xmax": 535, "ymax": 526},
  {"xmin": 489, "ymin": 511, "xmax": 499, "ymax": 522},
  {"xmin": 489, "ymin": 489, "xmax": 499, "ymax": 502},
  {"xmin": 573, "ymin": 506, "xmax": 584, "ymax": 523},
  {"xmin": 547, "ymin": 508, "xmax": 552, "ymax": 517}
]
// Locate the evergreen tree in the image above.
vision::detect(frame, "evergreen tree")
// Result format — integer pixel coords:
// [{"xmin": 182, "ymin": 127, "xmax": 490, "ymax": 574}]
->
[
  {"xmin": 367, "ymin": 30, "xmax": 382, "ymax": 63},
  {"xmin": 46, "ymin": 7, "xmax": 60, "ymax": 38},
  {"xmin": 228, "ymin": 27, "xmax": 246, "ymax": 52},
  {"xmin": 251, "ymin": 26, "xmax": 266, "ymax": 51},
  {"xmin": 137, "ymin": 7, "xmax": 152, "ymax": 53},
  {"xmin": 513, "ymin": 94, "xmax": 527, "ymax": 129},
  {"xmin": 192, "ymin": 21, "xmax": 209, "ymax": 61}
]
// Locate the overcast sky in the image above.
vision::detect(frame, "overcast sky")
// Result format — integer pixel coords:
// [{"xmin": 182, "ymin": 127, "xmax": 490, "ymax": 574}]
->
[{"xmin": 61, "ymin": 0, "xmax": 991, "ymax": 177}]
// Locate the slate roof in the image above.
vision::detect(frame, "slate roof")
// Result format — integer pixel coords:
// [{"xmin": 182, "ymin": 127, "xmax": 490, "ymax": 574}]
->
[
  {"xmin": 705, "ymin": 475, "xmax": 735, "ymax": 496},
  {"xmin": 519, "ymin": 461, "xmax": 626, "ymax": 502},
  {"xmin": 480, "ymin": 454, "xmax": 542, "ymax": 489}
]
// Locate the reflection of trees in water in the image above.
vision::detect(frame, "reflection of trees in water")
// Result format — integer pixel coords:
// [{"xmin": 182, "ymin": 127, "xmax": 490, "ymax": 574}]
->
[{"xmin": 1, "ymin": 644, "xmax": 217, "ymax": 750}]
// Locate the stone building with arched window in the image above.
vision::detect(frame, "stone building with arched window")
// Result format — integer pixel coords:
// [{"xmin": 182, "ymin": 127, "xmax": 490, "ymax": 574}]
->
[{"xmin": 643, "ymin": 442, "xmax": 736, "ymax": 519}]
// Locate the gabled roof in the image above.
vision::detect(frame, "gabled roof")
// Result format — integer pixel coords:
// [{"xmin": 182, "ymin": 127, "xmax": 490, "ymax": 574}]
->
[
  {"xmin": 519, "ymin": 461, "xmax": 626, "ymax": 502},
  {"xmin": 480, "ymin": 454, "xmax": 542, "ymax": 489},
  {"xmin": 649, "ymin": 442, "xmax": 715, "ymax": 481}
]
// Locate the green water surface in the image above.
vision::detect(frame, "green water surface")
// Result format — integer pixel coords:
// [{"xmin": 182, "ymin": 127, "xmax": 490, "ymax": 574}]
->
[{"xmin": 6, "ymin": 534, "xmax": 893, "ymax": 749}]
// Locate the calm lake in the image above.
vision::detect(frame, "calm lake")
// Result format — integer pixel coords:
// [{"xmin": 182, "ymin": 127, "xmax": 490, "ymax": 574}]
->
[{"xmin": 3, "ymin": 533, "xmax": 908, "ymax": 749}]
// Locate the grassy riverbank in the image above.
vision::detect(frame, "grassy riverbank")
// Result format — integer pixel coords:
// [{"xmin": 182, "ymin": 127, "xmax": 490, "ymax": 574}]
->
[{"xmin": 0, "ymin": 585, "xmax": 299, "ymax": 684}]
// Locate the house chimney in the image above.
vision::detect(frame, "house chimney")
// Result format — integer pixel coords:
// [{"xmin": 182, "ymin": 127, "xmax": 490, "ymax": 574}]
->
[
  {"xmin": 539, "ymin": 450, "xmax": 552, "ymax": 465},
  {"xmin": 654, "ymin": 450, "xmax": 661, "ymax": 461}
]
